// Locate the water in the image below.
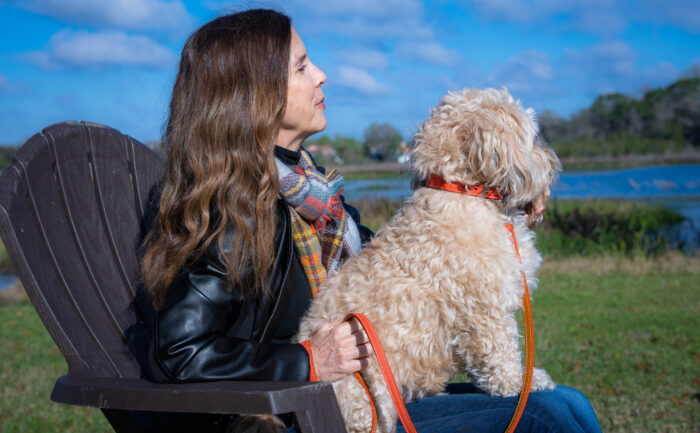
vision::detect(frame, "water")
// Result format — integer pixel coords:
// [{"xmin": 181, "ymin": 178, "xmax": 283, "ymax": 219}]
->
[
  {"xmin": 0, "ymin": 273, "xmax": 16, "ymax": 292},
  {"xmin": 344, "ymin": 164, "xmax": 700, "ymax": 225}
]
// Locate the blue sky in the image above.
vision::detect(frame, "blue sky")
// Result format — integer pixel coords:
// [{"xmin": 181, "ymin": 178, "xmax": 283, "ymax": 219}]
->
[{"xmin": 0, "ymin": 0, "xmax": 698, "ymax": 145}]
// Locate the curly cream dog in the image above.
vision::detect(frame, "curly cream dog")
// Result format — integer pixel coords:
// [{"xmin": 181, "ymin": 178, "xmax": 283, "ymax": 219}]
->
[{"xmin": 296, "ymin": 87, "xmax": 560, "ymax": 433}]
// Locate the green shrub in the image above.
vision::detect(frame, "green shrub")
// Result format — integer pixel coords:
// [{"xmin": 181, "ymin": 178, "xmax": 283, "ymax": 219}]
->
[
  {"xmin": 538, "ymin": 200, "xmax": 685, "ymax": 257},
  {"xmin": 352, "ymin": 197, "xmax": 688, "ymax": 257},
  {"xmin": 353, "ymin": 197, "xmax": 405, "ymax": 232}
]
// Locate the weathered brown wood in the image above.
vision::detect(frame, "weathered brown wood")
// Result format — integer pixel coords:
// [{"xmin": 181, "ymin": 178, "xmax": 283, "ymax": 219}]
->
[{"xmin": 0, "ymin": 121, "xmax": 347, "ymax": 433}]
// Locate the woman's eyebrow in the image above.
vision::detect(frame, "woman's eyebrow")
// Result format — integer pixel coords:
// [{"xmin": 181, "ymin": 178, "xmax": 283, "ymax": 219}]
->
[{"xmin": 295, "ymin": 53, "xmax": 307, "ymax": 66}]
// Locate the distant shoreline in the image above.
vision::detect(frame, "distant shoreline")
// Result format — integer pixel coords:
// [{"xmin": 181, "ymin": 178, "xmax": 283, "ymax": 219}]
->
[{"xmin": 330, "ymin": 151, "xmax": 700, "ymax": 174}]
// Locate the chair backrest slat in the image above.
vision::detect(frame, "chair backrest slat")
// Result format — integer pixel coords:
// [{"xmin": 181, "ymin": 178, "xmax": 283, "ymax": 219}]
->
[
  {"xmin": 123, "ymin": 135, "xmax": 162, "ymax": 331},
  {"xmin": 44, "ymin": 127, "xmax": 130, "ymax": 377},
  {"xmin": 0, "ymin": 122, "xmax": 163, "ymax": 378},
  {"xmin": 11, "ymin": 129, "xmax": 125, "ymax": 376}
]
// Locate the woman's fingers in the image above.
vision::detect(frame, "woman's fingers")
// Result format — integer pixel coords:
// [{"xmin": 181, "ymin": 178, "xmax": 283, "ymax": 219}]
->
[
  {"xmin": 353, "ymin": 329, "xmax": 369, "ymax": 345},
  {"xmin": 527, "ymin": 187, "xmax": 551, "ymax": 228},
  {"xmin": 341, "ymin": 356, "xmax": 371, "ymax": 373},
  {"xmin": 337, "ymin": 336, "xmax": 373, "ymax": 357},
  {"xmin": 535, "ymin": 187, "xmax": 550, "ymax": 213},
  {"xmin": 309, "ymin": 319, "xmax": 374, "ymax": 381},
  {"xmin": 357, "ymin": 341, "xmax": 373, "ymax": 358},
  {"xmin": 335, "ymin": 325, "xmax": 372, "ymax": 358},
  {"xmin": 331, "ymin": 318, "xmax": 363, "ymax": 337},
  {"xmin": 338, "ymin": 345, "xmax": 373, "ymax": 372}
]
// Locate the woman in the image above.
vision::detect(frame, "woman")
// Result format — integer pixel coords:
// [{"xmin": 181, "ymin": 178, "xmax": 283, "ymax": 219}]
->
[{"xmin": 142, "ymin": 8, "xmax": 602, "ymax": 433}]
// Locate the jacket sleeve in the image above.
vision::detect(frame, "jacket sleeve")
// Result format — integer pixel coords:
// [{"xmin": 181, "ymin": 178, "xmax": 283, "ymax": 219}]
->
[{"xmin": 149, "ymin": 259, "xmax": 312, "ymax": 384}]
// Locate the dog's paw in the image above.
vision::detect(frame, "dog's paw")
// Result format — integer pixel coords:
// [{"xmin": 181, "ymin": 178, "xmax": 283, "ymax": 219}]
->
[
  {"xmin": 475, "ymin": 375, "xmax": 522, "ymax": 397},
  {"xmin": 530, "ymin": 368, "xmax": 556, "ymax": 391}
]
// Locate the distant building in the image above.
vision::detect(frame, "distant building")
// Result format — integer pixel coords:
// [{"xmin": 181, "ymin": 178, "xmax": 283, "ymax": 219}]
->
[
  {"xmin": 306, "ymin": 144, "xmax": 342, "ymax": 164},
  {"xmin": 397, "ymin": 141, "xmax": 410, "ymax": 164}
]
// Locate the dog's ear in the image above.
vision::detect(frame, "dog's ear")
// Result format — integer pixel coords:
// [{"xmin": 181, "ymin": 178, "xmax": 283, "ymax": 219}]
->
[{"xmin": 530, "ymin": 141, "xmax": 562, "ymax": 195}]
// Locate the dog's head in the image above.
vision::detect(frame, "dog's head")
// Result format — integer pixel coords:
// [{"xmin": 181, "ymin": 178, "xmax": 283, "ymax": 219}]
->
[{"xmin": 411, "ymin": 88, "xmax": 561, "ymax": 210}]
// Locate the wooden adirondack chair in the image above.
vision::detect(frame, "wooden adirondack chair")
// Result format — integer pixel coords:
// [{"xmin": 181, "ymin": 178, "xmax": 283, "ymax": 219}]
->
[{"xmin": 0, "ymin": 121, "xmax": 346, "ymax": 432}]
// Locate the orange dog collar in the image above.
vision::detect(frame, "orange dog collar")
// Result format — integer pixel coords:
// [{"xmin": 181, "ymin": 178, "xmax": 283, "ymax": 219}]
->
[{"xmin": 426, "ymin": 174, "xmax": 502, "ymax": 200}]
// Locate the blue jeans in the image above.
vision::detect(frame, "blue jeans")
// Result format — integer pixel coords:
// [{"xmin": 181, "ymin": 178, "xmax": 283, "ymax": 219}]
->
[
  {"xmin": 287, "ymin": 383, "xmax": 602, "ymax": 433},
  {"xmin": 395, "ymin": 383, "xmax": 603, "ymax": 433}
]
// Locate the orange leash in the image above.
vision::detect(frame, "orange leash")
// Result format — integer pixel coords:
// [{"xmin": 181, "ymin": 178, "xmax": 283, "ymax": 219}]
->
[
  {"xmin": 354, "ymin": 371, "xmax": 378, "ymax": 433},
  {"xmin": 347, "ymin": 312, "xmax": 418, "ymax": 433},
  {"xmin": 504, "ymin": 223, "xmax": 535, "ymax": 433}
]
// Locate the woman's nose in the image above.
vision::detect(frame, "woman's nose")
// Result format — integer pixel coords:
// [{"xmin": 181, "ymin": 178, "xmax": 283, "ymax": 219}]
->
[{"xmin": 316, "ymin": 65, "xmax": 327, "ymax": 87}]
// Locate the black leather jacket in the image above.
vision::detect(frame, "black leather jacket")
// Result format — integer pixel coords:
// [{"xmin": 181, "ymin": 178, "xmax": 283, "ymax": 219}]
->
[{"xmin": 148, "ymin": 196, "xmax": 372, "ymax": 384}]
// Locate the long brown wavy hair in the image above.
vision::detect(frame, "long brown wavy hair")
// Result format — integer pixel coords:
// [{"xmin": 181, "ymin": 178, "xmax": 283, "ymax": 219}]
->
[{"xmin": 141, "ymin": 9, "xmax": 291, "ymax": 308}]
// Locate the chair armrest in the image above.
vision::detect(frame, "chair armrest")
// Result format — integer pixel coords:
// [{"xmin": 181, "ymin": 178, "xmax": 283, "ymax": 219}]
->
[{"xmin": 51, "ymin": 375, "xmax": 347, "ymax": 433}]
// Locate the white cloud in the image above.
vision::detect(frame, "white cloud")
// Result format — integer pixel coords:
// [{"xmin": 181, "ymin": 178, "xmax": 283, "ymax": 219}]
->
[
  {"xmin": 565, "ymin": 10, "xmax": 628, "ymax": 36},
  {"xmin": 335, "ymin": 66, "xmax": 389, "ymax": 95},
  {"xmin": 566, "ymin": 41, "xmax": 637, "ymax": 79},
  {"xmin": 22, "ymin": 29, "xmax": 176, "ymax": 70},
  {"xmin": 338, "ymin": 48, "xmax": 390, "ymax": 70},
  {"xmin": 490, "ymin": 49, "xmax": 556, "ymax": 95},
  {"xmin": 461, "ymin": 0, "xmax": 542, "ymax": 24},
  {"xmin": 398, "ymin": 42, "xmax": 461, "ymax": 66},
  {"xmin": 462, "ymin": 0, "xmax": 700, "ymax": 36},
  {"xmin": 638, "ymin": 0, "xmax": 700, "ymax": 33},
  {"xmin": 643, "ymin": 61, "xmax": 679, "ymax": 82},
  {"xmin": 286, "ymin": 0, "xmax": 433, "ymax": 40},
  {"xmin": 291, "ymin": 0, "xmax": 424, "ymax": 19},
  {"xmin": 564, "ymin": 41, "xmax": 684, "ymax": 95},
  {"xmin": 301, "ymin": 15, "xmax": 433, "ymax": 41},
  {"xmin": 15, "ymin": 0, "xmax": 193, "ymax": 33},
  {"xmin": 460, "ymin": 0, "xmax": 627, "ymax": 35},
  {"xmin": 0, "ymin": 74, "xmax": 29, "ymax": 94}
]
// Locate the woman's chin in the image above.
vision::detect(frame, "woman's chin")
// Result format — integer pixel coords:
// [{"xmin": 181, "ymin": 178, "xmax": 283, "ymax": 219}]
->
[{"xmin": 310, "ymin": 119, "xmax": 327, "ymax": 135}]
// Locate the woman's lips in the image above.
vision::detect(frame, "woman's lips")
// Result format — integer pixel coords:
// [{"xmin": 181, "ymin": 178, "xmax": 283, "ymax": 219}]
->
[{"xmin": 316, "ymin": 98, "xmax": 325, "ymax": 108}]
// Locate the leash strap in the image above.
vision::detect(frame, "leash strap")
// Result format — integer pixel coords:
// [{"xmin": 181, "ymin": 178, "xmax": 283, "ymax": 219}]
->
[
  {"xmin": 504, "ymin": 223, "xmax": 535, "ymax": 433},
  {"xmin": 354, "ymin": 372, "xmax": 378, "ymax": 433},
  {"xmin": 347, "ymin": 312, "xmax": 418, "ymax": 433}
]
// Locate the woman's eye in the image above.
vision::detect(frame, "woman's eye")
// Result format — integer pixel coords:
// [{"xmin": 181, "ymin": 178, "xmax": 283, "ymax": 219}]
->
[{"xmin": 299, "ymin": 64, "xmax": 307, "ymax": 72}]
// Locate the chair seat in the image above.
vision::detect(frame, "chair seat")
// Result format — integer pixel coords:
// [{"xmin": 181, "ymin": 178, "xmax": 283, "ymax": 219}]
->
[{"xmin": 52, "ymin": 374, "xmax": 341, "ymax": 417}]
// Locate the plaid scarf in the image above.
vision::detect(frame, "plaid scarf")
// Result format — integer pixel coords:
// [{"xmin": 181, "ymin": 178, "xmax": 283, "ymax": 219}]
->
[{"xmin": 276, "ymin": 149, "xmax": 361, "ymax": 295}]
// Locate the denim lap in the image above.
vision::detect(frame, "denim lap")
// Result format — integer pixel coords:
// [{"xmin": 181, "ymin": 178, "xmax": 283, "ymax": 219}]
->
[
  {"xmin": 395, "ymin": 384, "xmax": 603, "ymax": 433},
  {"xmin": 287, "ymin": 384, "xmax": 602, "ymax": 433}
]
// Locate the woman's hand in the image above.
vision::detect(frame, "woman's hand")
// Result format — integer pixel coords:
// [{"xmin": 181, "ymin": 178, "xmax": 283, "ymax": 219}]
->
[
  {"xmin": 308, "ymin": 317, "xmax": 373, "ymax": 383},
  {"xmin": 526, "ymin": 187, "xmax": 550, "ymax": 228}
]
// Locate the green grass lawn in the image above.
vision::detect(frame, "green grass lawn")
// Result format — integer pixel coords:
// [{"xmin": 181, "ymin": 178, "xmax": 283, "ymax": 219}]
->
[
  {"xmin": 0, "ymin": 304, "xmax": 112, "ymax": 432},
  {"xmin": 1, "ymin": 257, "xmax": 699, "ymax": 432},
  {"xmin": 533, "ymin": 264, "xmax": 700, "ymax": 433}
]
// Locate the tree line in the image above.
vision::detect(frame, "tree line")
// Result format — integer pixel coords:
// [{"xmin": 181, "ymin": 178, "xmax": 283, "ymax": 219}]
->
[{"xmin": 539, "ymin": 74, "xmax": 700, "ymax": 158}]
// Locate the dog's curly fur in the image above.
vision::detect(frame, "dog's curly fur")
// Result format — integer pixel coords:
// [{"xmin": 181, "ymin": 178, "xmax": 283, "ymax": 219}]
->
[{"xmin": 295, "ymin": 88, "xmax": 561, "ymax": 433}]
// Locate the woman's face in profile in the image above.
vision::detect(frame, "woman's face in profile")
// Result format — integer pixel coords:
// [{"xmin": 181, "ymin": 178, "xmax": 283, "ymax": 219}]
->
[{"xmin": 279, "ymin": 28, "xmax": 327, "ymax": 149}]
